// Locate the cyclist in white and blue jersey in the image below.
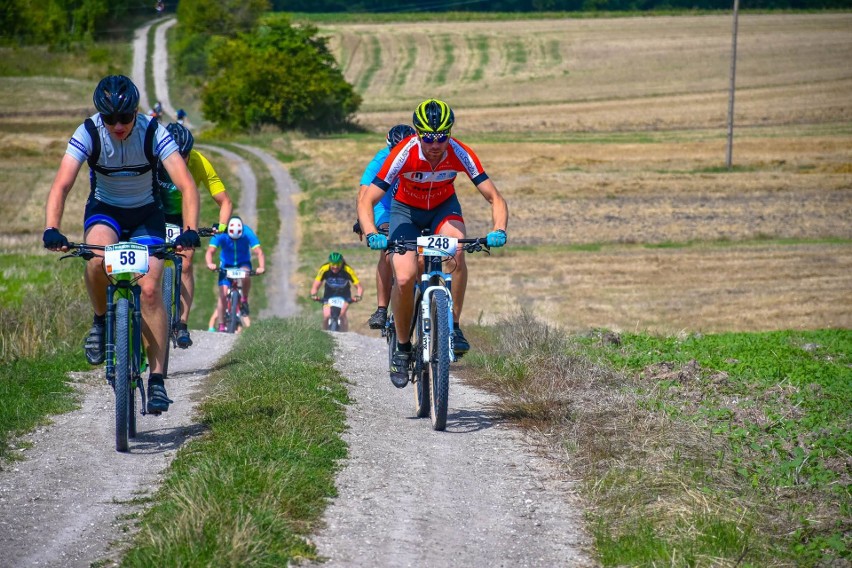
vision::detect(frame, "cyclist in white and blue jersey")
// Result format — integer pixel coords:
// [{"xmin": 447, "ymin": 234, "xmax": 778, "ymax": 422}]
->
[
  {"xmin": 355, "ymin": 124, "xmax": 416, "ymax": 329},
  {"xmin": 205, "ymin": 216, "xmax": 265, "ymax": 330},
  {"xmin": 43, "ymin": 75, "xmax": 200, "ymax": 413}
]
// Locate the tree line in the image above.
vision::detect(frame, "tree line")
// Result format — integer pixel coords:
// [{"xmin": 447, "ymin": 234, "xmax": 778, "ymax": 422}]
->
[{"xmin": 270, "ymin": 0, "xmax": 848, "ymax": 11}]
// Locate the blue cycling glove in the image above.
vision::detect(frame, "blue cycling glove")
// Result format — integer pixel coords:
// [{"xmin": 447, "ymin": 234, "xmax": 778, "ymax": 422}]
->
[
  {"xmin": 43, "ymin": 227, "xmax": 69, "ymax": 250},
  {"xmin": 366, "ymin": 232, "xmax": 388, "ymax": 251},
  {"xmin": 486, "ymin": 229, "xmax": 507, "ymax": 248}
]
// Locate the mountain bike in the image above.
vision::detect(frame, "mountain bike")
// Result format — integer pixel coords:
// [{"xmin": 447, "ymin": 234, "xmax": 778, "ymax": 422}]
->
[
  {"xmin": 313, "ymin": 296, "xmax": 357, "ymax": 332},
  {"xmin": 61, "ymin": 240, "xmax": 175, "ymax": 452},
  {"xmin": 161, "ymin": 225, "xmax": 216, "ymax": 376},
  {"xmin": 385, "ymin": 234, "xmax": 491, "ymax": 431},
  {"xmin": 218, "ymin": 267, "xmax": 259, "ymax": 333}
]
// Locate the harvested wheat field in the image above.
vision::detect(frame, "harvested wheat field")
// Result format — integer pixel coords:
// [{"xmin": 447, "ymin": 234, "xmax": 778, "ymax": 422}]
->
[{"xmin": 292, "ymin": 13, "xmax": 852, "ymax": 335}]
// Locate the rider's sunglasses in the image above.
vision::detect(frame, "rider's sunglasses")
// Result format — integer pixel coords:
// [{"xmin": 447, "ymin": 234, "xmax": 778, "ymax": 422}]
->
[
  {"xmin": 330, "ymin": 263, "xmax": 343, "ymax": 269},
  {"xmin": 101, "ymin": 112, "xmax": 136, "ymax": 126},
  {"xmin": 419, "ymin": 131, "xmax": 450, "ymax": 144}
]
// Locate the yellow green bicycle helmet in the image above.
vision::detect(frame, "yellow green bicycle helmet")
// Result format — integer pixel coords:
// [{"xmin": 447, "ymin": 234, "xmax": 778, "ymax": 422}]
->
[
  {"xmin": 413, "ymin": 99, "xmax": 454, "ymax": 133},
  {"xmin": 328, "ymin": 251, "xmax": 343, "ymax": 265}
]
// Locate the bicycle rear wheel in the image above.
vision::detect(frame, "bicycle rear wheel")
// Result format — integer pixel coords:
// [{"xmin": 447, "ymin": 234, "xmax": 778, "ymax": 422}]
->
[
  {"xmin": 428, "ymin": 289, "xmax": 451, "ymax": 430},
  {"xmin": 226, "ymin": 289, "xmax": 240, "ymax": 333},
  {"xmin": 411, "ymin": 314, "xmax": 430, "ymax": 419},
  {"xmin": 115, "ymin": 298, "xmax": 132, "ymax": 452}
]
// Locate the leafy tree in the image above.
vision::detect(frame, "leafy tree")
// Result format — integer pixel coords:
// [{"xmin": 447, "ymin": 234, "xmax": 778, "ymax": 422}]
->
[
  {"xmin": 201, "ymin": 14, "xmax": 361, "ymax": 132},
  {"xmin": 174, "ymin": 0, "xmax": 269, "ymax": 77}
]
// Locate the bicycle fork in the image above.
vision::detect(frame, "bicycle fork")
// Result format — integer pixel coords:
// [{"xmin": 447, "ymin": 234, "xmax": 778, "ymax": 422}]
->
[
  {"xmin": 105, "ymin": 282, "xmax": 148, "ymax": 412},
  {"xmin": 419, "ymin": 274, "xmax": 456, "ymax": 364}
]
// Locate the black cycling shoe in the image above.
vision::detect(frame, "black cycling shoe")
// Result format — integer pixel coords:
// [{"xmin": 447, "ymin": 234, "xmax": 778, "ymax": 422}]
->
[
  {"xmin": 389, "ymin": 346, "xmax": 411, "ymax": 389},
  {"xmin": 240, "ymin": 301, "xmax": 250, "ymax": 316},
  {"xmin": 84, "ymin": 323, "xmax": 106, "ymax": 365},
  {"xmin": 176, "ymin": 328, "xmax": 193, "ymax": 349},
  {"xmin": 368, "ymin": 307, "xmax": 388, "ymax": 329},
  {"xmin": 146, "ymin": 380, "xmax": 173, "ymax": 413},
  {"xmin": 452, "ymin": 326, "xmax": 470, "ymax": 355}
]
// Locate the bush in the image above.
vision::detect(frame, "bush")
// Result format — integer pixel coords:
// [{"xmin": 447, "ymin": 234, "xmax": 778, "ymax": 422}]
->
[{"xmin": 201, "ymin": 14, "xmax": 361, "ymax": 133}]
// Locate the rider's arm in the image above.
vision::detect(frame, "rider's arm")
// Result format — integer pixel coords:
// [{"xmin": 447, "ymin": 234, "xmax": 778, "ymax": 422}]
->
[
  {"xmin": 475, "ymin": 178, "xmax": 509, "ymax": 233},
  {"xmin": 191, "ymin": 151, "xmax": 233, "ymax": 229},
  {"xmin": 357, "ymin": 183, "xmax": 386, "ymax": 236},
  {"xmin": 162, "ymin": 151, "xmax": 200, "ymax": 232},
  {"xmin": 205, "ymin": 243, "xmax": 217, "ymax": 270},
  {"xmin": 45, "ymin": 154, "xmax": 84, "ymax": 230},
  {"xmin": 252, "ymin": 245, "xmax": 265, "ymax": 274}
]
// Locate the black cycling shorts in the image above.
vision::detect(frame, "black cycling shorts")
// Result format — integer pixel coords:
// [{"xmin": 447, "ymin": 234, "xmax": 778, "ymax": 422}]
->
[
  {"xmin": 389, "ymin": 193, "xmax": 465, "ymax": 242},
  {"xmin": 84, "ymin": 199, "xmax": 165, "ymax": 245}
]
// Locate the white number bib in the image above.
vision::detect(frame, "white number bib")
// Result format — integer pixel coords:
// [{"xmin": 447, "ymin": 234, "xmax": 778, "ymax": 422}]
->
[
  {"xmin": 226, "ymin": 268, "xmax": 248, "ymax": 279},
  {"xmin": 417, "ymin": 235, "xmax": 458, "ymax": 257},
  {"xmin": 326, "ymin": 296, "xmax": 346, "ymax": 308},
  {"xmin": 104, "ymin": 242, "xmax": 149, "ymax": 275},
  {"xmin": 164, "ymin": 223, "xmax": 181, "ymax": 244}
]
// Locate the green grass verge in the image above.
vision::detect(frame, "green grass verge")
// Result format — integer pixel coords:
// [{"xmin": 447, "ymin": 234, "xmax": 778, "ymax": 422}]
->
[
  {"xmin": 460, "ymin": 314, "xmax": 849, "ymax": 566},
  {"xmin": 120, "ymin": 318, "xmax": 348, "ymax": 566}
]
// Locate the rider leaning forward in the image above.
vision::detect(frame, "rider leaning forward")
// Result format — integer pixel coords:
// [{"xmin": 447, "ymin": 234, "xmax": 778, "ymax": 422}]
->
[
  {"xmin": 43, "ymin": 75, "xmax": 201, "ymax": 413},
  {"xmin": 357, "ymin": 98, "xmax": 509, "ymax": 388},
  {"xmin": 156, "ymin": 122, "xmax": 234, "ymax": 348}
]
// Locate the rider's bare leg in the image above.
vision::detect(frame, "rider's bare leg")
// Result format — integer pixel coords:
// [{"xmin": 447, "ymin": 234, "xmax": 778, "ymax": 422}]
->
[
  {"xmin": 83, "ymin": 224, "xmax": 118, "ymax": 316},
  {"xmin": 321, "ymin": 304, "xmax": 331, "ymax": 330},
  {"xmin": 179, "ymin": 248, "xmax": 195, "ymax": 324},
  {"xmin": 391, "ymin": 251, "xmax": 418, "ymax": 344},
  {"xmin": 139, "ymin": 256, "xmax": 167, "ymax": 374},
  {"xmin": 439, "ymin": 219, "xmax": 467, "ymax": 322}
]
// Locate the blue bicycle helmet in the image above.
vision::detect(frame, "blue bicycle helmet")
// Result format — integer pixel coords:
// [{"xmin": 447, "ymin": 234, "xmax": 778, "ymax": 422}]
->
[{"xmin": 386, "ymin": 124, "xmax": 416, "ymax": 149}]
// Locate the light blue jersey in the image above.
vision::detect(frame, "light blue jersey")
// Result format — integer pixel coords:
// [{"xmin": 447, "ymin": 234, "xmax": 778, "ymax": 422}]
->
[
  {"xmin": 361, "ymin": 147, "xmax": 396, "ymax": 226},
  {"xmin": 210, "ymin": 225, "xmax": 261, "ymax": 267}
]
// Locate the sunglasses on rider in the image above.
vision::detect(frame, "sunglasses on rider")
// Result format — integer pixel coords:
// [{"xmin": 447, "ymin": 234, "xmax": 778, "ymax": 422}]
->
[
  {"xmin": 419, "ymin": 131, "xmax": 450, "ymax": 144},
  {"xmin": 100, "ymin": 112, "xmax": 136, "ymax": 126}
]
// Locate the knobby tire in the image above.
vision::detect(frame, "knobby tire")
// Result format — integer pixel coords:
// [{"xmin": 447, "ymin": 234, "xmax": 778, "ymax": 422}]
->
[
  {"xmin": 162, "ymin": 264, "xmax": 175, "ymax": 378},
  {"xmin": 115, "ymin": 298, "xmax": 132, "ymax": 452},
  {"xmin": 412, "ymin": 311, "xmax": 430, "ymax": 419},
  {"xmin": 226, "ymin": 289, "xmax": 240, "ymax": 333},
  {"xmin": 429, "ymin": 289, "xmax": 451, "ymax": 431}
]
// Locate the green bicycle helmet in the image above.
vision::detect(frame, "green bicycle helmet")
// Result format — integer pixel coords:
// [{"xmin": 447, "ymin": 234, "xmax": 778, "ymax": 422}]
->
[
  {"xmin": 328, "ymin": 251, "xmax": 343, "ymax": 265},
  {"xmin": 412, "ymin": 99, "xmax": 454, "ymax": 134}
]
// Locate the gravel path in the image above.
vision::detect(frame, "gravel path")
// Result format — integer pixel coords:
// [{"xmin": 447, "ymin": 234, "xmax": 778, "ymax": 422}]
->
[
  {"xmin": 308, "ymin": 332, "xmax": 595, "ymax": 567},
  {"xmin": 0, "ymin": 331, "xmax": 237, "ymax": 567}
]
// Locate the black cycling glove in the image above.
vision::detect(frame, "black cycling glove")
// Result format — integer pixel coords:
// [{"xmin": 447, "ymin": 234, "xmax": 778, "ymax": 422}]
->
[
  {"xmin": 43, "ymin": 228, "xmax": 69, "ymax": 250},
  {"xmin": 174, "ymin": 229, "xmax": 201, "ymax": 249},
  {"xmin": 353, "ymin": 220, "xmax": 363, "ymax": 236}
]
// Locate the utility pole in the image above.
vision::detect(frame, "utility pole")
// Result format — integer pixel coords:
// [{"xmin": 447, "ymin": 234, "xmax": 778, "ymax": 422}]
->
[{"xmin": 726, "ymin": 0, "xmax": 740, "ymax": 170}]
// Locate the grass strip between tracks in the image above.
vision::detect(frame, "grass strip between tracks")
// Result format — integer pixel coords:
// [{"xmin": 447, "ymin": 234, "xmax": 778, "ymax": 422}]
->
[{"xmin": 120, "ymin": 318, "xmax": 348, "ymax": 566}]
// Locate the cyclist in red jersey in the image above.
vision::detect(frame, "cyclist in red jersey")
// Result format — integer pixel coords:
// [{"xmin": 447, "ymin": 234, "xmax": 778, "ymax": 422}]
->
[{"xmin": 357, "ymin": 99, "xmax": 509, "ymax": 388}]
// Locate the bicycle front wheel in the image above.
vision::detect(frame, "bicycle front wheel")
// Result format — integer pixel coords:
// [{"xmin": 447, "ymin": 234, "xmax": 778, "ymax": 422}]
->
[
  {"xmin": 115, "ymin": 298, "xmax": 132, "ymax": 452},
  {"xmin": 161, "ymin": 263, "xmax": 175, "ymax": 378},
  {"xmin": 428, "ymin": 289, "xmax": 451, "ymax": 431},
  {"xmin": 226, "ymin": 289, "xmax": 240, "ymax": 333}
]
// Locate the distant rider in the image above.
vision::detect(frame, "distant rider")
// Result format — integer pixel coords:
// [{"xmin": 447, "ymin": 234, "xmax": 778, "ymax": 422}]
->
[
  {"xmin": 310, "ymin": 252, "xmax": 363, "ymax": 332},
  {"xmin": 205, "ymin": 216, "xmax": 265, "ymax": 331}
]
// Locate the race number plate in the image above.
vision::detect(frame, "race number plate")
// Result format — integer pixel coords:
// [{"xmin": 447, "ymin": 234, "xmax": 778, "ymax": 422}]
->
[
  {"xmin": 104, "ymin": 242, "xmax": 149, "ymax": 275},
  {"xmin": 326, "ymin": 296, "xmax": 346, "ymax": 308},
  {"xmin": 417, "ymin": 235, "xmax": 458, "ymax": 257},
  {"xmin": 226, "ymin": 268, "xmax": 248, "ymax": 279},
  {"xmin": 165, "ymin": 223, "xmax": 181, "ymax": 244}
]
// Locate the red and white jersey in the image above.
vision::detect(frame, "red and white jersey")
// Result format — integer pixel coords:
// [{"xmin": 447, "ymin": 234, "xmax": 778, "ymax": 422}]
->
[{"xmin": 372, "ymin": 135, "xmax": 489, "ymax": 210}]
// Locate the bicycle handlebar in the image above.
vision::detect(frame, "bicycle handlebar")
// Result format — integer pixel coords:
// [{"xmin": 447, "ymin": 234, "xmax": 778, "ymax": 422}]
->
[
  {"xmin": 59, "ymin": 241, "xmax": 181, "ymax": 261},
  {"xmin": 384, "ymin": 237, "xmax": 491, "ymax": 256}
]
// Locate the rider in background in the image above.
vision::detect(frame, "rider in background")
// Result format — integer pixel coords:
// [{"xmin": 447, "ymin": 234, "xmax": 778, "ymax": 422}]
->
[
  {"xmin": 357, "ymin": 99, "xmax": 508, "ymax": 388},
  {"xmin": 148, "ymin": 101, "xmax": 163, "ymax": 122},
  {"xmin": 355, "ymin": 124, "xmax": 416, "ymax": 330},
  {"xmin": 205, "ymin": 216, "xmax": 265, "ymax": 331},
  {"xmin": 310, "ymin": 252, "xmax": 363, "ymax": 332},
  {"xmin": 156, "ymin": 122, "xmax": 233, "ymax": 347},
  {"xmin": 43, "ymin": 74, "xmax": 200, "ymax": 413}
]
